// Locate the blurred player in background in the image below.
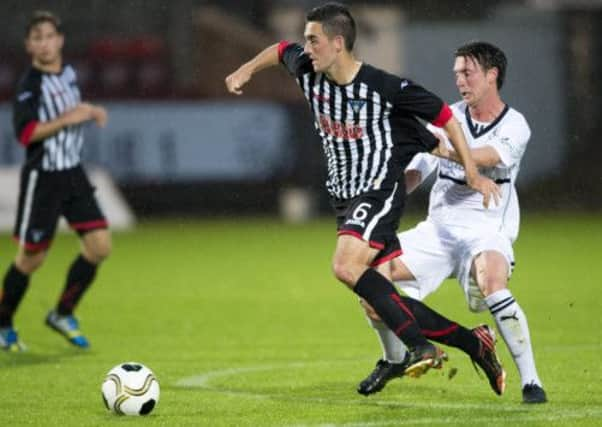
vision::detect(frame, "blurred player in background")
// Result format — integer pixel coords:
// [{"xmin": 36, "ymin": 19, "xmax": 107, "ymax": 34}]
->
[
  {"xmin": 358, "ymin": 42, "xmax": 547, "ymax": 404},
  {"xmin": 226, "ymin": 2, "xmax": 505, "ymax": 391},
  {"xmin": 0, "ymin": 11, "xmax": 110, "ymax": 351}
]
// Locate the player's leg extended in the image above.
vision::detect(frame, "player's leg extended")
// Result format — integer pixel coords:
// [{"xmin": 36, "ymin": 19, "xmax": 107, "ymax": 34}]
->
[
  {"xmin": 368, "ymin": 219, "xmax": 456, "ymax": 368},
  {"xmin": 473, "ymin": 250, "xmax": 546, "ymax": 403},
  {"xmin": 47, "ymin": 167, "xmax": 111, "ymax": 348},
  {"xmin": 333, "ymin": 235, "xmax": 423, "ymax": 349},
  {"xmin": 332, "ymin": 235, "xmax": 444, "ymax": 376}
]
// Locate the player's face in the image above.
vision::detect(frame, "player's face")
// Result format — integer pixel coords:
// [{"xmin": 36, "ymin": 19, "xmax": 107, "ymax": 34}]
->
[
  {"xmin": 26, "ymin": 22, "xmax": 64, "ymax": 67},
  {"xmin": 303, "ymin": 22, "xmax": 340, "ymax": 73},
  {"xmin": 453, "ymin": 56, "xmax": 497, "ymax": 107}
]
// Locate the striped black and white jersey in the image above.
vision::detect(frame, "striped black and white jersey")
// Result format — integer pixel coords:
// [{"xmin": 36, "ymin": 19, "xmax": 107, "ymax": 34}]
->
[
  {"xmin": 13, "ymin": 65, "xmax": 84, "ymax": 171},
  {"xmin": 279, "ymin": 41, "xmax": 451, "ymax": 200}
]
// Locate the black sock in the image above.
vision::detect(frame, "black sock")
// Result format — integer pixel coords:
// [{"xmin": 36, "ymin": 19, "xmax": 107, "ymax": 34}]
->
[
  {"xmin": 354, "ymin": 269, "xmax": 428, "ymax": 349},
  {"xmin": 0, "ymin": 264, "xmax": 30, "ymax": 327},
  {"xmin": 57, "ymin": 255, "xmax": 98, "ymax": 316},
  {"xmin": 401, "ymin": 297, "xmax": 480, "ymax": 358}
]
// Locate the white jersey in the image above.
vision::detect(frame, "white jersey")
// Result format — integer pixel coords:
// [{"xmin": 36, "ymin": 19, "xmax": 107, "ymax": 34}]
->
[{"xmin": 407, "ymin": 101, "xmax": 530, "ymax": 242}]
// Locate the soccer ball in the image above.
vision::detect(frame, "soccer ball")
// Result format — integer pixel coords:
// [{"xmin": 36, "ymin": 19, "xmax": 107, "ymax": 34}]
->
[{"xmin": 101, "ymin": 362, "xmax": 160, "ymax": 416}]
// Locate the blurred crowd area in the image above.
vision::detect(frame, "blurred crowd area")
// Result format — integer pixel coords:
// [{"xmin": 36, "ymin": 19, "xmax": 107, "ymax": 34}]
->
[
  {"xmin": 0, "ymin": 0, "xmax": 601, "ymax": 215},
  {"xmin": 0, "ymin": 0, "xmax": 543, "ymax": 101}
]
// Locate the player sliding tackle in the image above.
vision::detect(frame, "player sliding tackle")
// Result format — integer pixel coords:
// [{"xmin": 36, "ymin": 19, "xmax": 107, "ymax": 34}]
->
[{"xmin": 225, "ymin": 2, "xmax": 504, "ymax": 394}]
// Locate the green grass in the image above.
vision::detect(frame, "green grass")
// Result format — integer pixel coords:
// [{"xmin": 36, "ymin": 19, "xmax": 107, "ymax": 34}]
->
[{"xmin": 1, "ymin": 214, "xmax": 601, "ymax": 426}]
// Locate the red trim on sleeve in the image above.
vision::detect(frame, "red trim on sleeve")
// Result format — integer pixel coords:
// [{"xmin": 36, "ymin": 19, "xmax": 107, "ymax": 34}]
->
[
  {"xmin": 431, "ymin": 103, "xmax": 453, "ymax": 127},
  {"xmin": 69, "ymin": 219, "xmax": 109, "ymax": 231},
  {"xmin": 277, "ymin": 40, "xmax": 291, "ymax": 62},
  {"xmin": 19, "ymin": 120, "xmax": 38, "ymax": 146}
]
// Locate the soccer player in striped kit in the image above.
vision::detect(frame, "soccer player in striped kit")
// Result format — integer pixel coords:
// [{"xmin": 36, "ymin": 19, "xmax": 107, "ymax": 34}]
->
[
  {"xmin": 226, "ymin": 2, "xmax": 505, "ymax": 389},
  {"xmin": 0, "ymin": 11, "xmax": 110, "ymax": 351},
  {"xmin": 359, "ymin": 42, "xmax": 547, "ymax": 403}
]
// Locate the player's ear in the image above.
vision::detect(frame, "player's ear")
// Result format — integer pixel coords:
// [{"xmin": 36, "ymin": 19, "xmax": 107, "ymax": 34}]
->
[
  {"xmin": 487, "ymin": 67, "xmax": 499, "ymax": 86},
  {"xmin": 334, "ymin": 35, "xmax": 345, "ymax": 53}
]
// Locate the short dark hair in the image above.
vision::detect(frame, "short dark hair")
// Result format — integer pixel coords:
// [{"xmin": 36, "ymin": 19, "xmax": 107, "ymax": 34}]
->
[
  {"xmin": 306, "ymin": 2, "xmax": 356, "ymax": 51},
  {"xmin": 26, "ymin": 10, "xmax": 62, "ymax": 37},
  {"xmin": 455, "ymin": 41, "xmax": 507, "ymax": 90}
]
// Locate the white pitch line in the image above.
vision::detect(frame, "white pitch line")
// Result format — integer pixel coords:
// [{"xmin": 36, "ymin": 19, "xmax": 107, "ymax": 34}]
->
[
  {"xmin": 288, "ymin": 408, "xmax": 602, "ymax": 427},
  {"xmin": 174, "ymin": 361, "xmax": 602, "ymax": 421},
  {"xmin": 175, "ymin": 364, "xmax": 296, "ymax": 388}
]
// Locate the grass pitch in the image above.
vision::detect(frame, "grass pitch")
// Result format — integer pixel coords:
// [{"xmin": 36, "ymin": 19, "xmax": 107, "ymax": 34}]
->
[{"xmin": 1, "ymin": 214, "xmax": 601, "ymax": 426}]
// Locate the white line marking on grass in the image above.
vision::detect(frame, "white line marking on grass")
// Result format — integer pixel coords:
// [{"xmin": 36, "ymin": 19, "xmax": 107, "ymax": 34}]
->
[
  {"xmin": 175, "ymin": 361, "xmax": 602, "ymax": 424},
  {"xmin": 175, "ymin": 364, "xmax": 284, "ymax": 388},
  {"xmin": 290, "ymin": 409, "xmax": 602, "ymax": 426}
]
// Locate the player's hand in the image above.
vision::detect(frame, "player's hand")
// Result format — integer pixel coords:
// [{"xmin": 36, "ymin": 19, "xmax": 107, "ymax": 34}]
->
[
  {"xmin": 225, "ymin": 66, "xmax": 252, "ymax": 95},
  {"xmin": 430, "ymin": 132, "xmax": 449, "ymax": 159},
  {"xmin": 62, "ymin": 103, "xmax": 95, "ymax": 126},
  {"xmin": 91, "ymin": 105, "xmax": 108, "ymax": 128},
  {"xmin": 466, "ymin": 172, "xmax": 501, "ymax": 208}
]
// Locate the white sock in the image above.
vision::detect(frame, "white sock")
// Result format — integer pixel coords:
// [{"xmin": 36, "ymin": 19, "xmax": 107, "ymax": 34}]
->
[
  {"xmin": 485, "ymin": 289, "xmax": 543, "ymax": 388},
  {"xmin": 367, "ymin": 317, "xmax": 407, "ymax": 363}
]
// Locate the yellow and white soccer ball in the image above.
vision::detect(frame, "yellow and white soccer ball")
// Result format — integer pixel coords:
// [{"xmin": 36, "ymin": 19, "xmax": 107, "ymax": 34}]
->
[{"xmin": 101, "ymin": 362, "xmax": 160, "ymax": 416}]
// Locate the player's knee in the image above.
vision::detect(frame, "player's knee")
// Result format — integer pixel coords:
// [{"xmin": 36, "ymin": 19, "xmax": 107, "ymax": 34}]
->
[
  {"xmin": 83, "ymin": 232, "xmax": 112, "ymax": 263},
  {"xmin": 332, "ymin": 259, "xmax": 356, "ymax": 287},
  {"xmin": 15, "ymin": 250, "xmax": 47, "ymax": 274},
  {"xmin": 91, "ymin": 239, "xmax": 112, "ymax": 262},
  {"xmin": 95, "ymin": 242, "xmax": 112, "ymax": 261},
  {"xmin": 478, "ymin": 275, "xmax": 507, "ymax": 296}
]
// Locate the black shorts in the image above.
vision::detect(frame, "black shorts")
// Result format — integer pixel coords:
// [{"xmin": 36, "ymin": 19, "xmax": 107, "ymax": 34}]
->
[
  {"xmin": 331, "ymin": 182, "xmax": 405, "ymax": 267},
  {"xmin": 13, "ymin": 165, "xmax": 108, "ymax": 251}
]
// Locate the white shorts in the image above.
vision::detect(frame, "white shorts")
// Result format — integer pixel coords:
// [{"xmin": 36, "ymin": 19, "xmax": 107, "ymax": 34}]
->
[{"xmin": 394, "ymin": 220, "xmax": 515, "ymax": 312}]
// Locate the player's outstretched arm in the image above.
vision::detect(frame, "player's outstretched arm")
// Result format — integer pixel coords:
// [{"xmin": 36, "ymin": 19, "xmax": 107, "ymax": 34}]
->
[
  {"xmin": 438, "ymin": 146, "xmax": 501, "ymax": 169},
  {"xmin": 225, "ymin": 43, "xmax": 281, "ymax": 95},
  {"xmin": 443, "ymin": 117, "xmax": 501, "ymax": 208}
]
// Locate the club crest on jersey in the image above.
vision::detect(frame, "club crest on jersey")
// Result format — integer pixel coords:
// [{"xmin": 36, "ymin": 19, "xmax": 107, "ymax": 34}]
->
[{"xmin": 347, "ymin": 99, "xmax": 366, "ymax": 114}]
